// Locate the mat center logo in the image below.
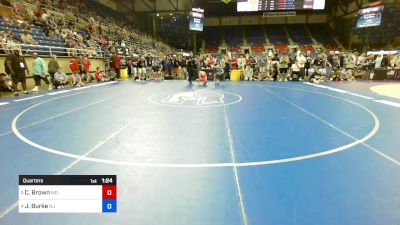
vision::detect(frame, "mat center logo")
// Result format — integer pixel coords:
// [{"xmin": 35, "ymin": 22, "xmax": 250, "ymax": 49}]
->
[
  {"xmin": 149, "ymin": 91, "xmax": 242, "ymax": 107},
  {"xmin": 162, "ymin": 92, "xmax": 224, "ymax": 106}
]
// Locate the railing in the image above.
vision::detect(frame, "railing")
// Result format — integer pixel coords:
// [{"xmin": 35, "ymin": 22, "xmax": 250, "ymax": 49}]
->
[
  {"xmin": 9, "ymin": 1, "xmax": 174, "ymax": 54},
  {"xmin": 0, "ymin": 43, "xmax": 103, "ymax": 58}
]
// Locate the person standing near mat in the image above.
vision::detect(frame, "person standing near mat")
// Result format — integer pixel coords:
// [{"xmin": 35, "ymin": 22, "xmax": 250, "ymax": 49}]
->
[
  {"xmin": 4, "ymin": 46, "xmax": 29, "ymax": 96},
  {"xmin": 237, "ymin": 54, "xmax": 245, "ymax": 78},
  {"xmin": 297, "ymin": 52, "xmax": 306, "ymax": 80},
  {"xmin": 187, "ymin": 54, "xmax": 196, "ymax": 85},
  {"xmin": 172, "ymin": 55, "xmax": 180, "ymax": 79},
  {"xmin": 31, "ymin": 52, "xmax": 51, "ymax": 92},
  {"xmin": 69, "ymin": 55, "xmax": 79, "ymax": 77},
  {"xmin": 244, "ymin": 65, "xmax": 253, "ymax": 81},
  {"xmin": 279, "ymin": 53, "xmax": 289, "ymax": 80},
  {"xmin": 83, "ymin": 56, "xmax": 92, "ymax": 82},
  {"xmin": 77, "ymin": 55, "xmax": 84, "ymax": 78},
  {"xmin": 48, "ymin": 55, "xmax": 61, "ymax": 86},
  {"xmin": 110, "ymin": 51, "xmax": 121, "ymax": 80}
]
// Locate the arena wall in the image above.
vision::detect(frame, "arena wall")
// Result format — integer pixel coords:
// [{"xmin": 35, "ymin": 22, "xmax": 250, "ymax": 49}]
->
[{"xmin": 205, "ymin": 13, "xmax": 328, "ymax": 27}]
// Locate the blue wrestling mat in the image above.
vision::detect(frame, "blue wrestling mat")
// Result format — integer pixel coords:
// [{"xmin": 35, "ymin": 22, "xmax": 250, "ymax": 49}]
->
[{"xmin": 0, "ymin": 80, "xmax": 400, "ymax": 225}]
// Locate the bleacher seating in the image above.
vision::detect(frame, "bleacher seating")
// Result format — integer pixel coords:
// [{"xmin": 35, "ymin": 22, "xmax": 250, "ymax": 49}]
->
[
  {"xmin": 251, "ymin": 44, "xmax": 264, "ymax": 54},
  {"xmin": 225, "ymin": 26, "xmax": 243, "ymax": 47},
  {"xmin": 274, "ymin": 44, "xmax": 288, "ymax": 53},
  {"xmin": 266, "ymin": 25, "xmax": 289, "ymax": 45},
  {"xmin": 205, "ymin": 45, "xmax": 219, "ymax": 53},
  {"xmin": 86, "ymin": 0, "xmax": 121, "ymax": 23},
  {"xmin": 299, "ymin": 44, "xmax": 315, "ymax": 53},
  {"xmin": 308, "ymin": 24, "xmax": 339, "ymax": 50},
  {"xmin": 200, "ymin": 24, "xmax": 341, "ymax": 54},
  {"xmin": 324, "ymin": 43, "xmax": 340, "ymax": 51},
  {"xmin": 0, "ymin": 20, "xmax": 68, "ymax": 55},
  {"xmin": 287, "ymin": 25, "xmax": 313, "ymax": 46},
  {"xmin": 246, "ymin": 26, "xmax": 265, "ymax": 45},
  {"xmin": 229, "ymin": 46, "xmax": 241, "ymax": 54},
  {"xmin": 204, "ymin": 26, "xmax": 223, "ymax": 47}
]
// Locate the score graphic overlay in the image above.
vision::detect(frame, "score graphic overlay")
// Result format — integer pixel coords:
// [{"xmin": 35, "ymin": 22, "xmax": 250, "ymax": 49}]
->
[
  {"xmin": 19, "ymin": 175, "xmax": 117, "ymax": 213},
  {"xmin": 189, "ymin": 8, "xmax": 204, "ymax": 31}
]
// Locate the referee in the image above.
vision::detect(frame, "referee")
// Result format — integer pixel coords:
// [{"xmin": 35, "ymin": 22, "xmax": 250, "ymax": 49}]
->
[
  {"xmin": 187, "ymin": 54, "xmax": 198, "ymax": 85},
  {"xmin": 5, "ymin": 46, "xmax": 29, "ymax": 96}
]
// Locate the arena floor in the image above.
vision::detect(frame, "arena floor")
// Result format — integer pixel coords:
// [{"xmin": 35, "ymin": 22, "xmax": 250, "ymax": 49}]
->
[{"xmin": 0, "ymin": 80, "xmax": 400, "ymax": 225}]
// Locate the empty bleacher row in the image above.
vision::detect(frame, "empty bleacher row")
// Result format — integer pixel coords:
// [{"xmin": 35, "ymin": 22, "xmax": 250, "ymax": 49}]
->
[{"xmin": 204, "ymin": 24, "xmax": 340, "ymax": 54}]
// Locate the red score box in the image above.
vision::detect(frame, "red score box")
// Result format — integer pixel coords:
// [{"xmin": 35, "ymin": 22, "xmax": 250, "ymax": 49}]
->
[{"xmin": 102, "ymin": 185, "xmax": 117, "ymax": 199}]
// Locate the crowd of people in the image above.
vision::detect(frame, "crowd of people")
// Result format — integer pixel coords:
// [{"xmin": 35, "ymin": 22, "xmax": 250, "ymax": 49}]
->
[
  {"xmin": 0, "ymin": 0, "xmax": 176, "ymax": 96},
  {"xmin": 117, "ymin": 49, "xmax": 400, "ymax": 85},
  {"xmin": 2, "ymin": 48, "xmax": 400, "ymax": 96},
  {"xmin": 186, "ymin": 50, "xmax": 400, "ymax": 84},
  {"xmin": 0, "ymin": 47, "xmax": 128, "ymax": 96},
  {"xmin": 91, "ymin": 48, "xmax": 400, "ymax": 88},
  {"xmin": 0, "ymin": 0, "xmax": 174, "ymax": 58},
  {"xmin": 1, "ymin": 0, "xmax": 400, "ymax": 96}
]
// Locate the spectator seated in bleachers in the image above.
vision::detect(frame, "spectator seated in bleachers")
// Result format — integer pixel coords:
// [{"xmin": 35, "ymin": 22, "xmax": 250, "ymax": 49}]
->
[
  {"xmin": 20, "ymin": 30, "xmax": 38, "ymax": 45},
  {"xmin": 4, "ymin": 29, "xmax": 22, "ymax": 44},
  {"xmin": 0, "ymin": 35, "xmax": 11, "ymax": 54},
  {"xmin": 1, "ymin": 15, "xmax": 11, "ymax": 25}
]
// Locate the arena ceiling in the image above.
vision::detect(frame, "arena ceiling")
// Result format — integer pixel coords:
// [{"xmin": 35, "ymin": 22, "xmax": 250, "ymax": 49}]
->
[
  {"xmin": 101, "ymin": 0, "xmax": 342, "ymax": 17},
  {"xmin": 112, "ymin": 0, "xmax": 196, "ymax": 15}
]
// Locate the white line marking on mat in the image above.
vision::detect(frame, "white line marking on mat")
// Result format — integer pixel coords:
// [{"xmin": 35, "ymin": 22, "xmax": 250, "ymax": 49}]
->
[
  {"xmin": 0, "ymin": 87, "xmax": 120, "ymax": 139},
  {"xmin": 260, "ymin": 86, "xmax": 400, "ymax": 166},
  {"xmin": 90, "ymin": 83, "xmax": 108, "ymax": 87},
  {"xmin": 313, "ymin": 84, "xmax": 329, "ymax": 88},
  {"xmin": 47, "ymin": 90, "xmax": 71, "ymax": 95},
  {"xmin": 0, "ymin": 86, "xmax": 129, "ymax": 218},
  {"xmin": 0, "ymin": 81, "xmax": 118, "ymax": 109},
  {"xmin": 303, "ymin": 82, "xmax": 375, "ymax": 99},
  {"xmin": 374, "ymin": 100, "xmax": 400, "ymax": 108},
  {"xmin": 365, "ymin": 144, "xmax": 400, "ymax": 166},
  {"xmin": 223, "ymin": 105, "xmax": 249, "ymax": 225},
  {"xmin": 0, "ymin": 202, "xmax": 18, "ymax": 219},
  {"xmin": 327, "ymin": 87, "xmax": 348, "ymax": 93},
  {"xmin": 13, "ymin": 95, "xmax": 44, "ymax": 102},
  {"xmin": 0, "ymin": 121, "xmax": 133, "ymax": 219},
  {"xmin": 14, "ymin": 96, "xmax": 116, "ymax": 132},
  {"xmin": 10, "ymin": 85, "xmax": 380, "ymax": 168},
  {"xmin": 56, "ymin": 121, "xmax": 133, "ymax": 174},
  {"xmin": 347, "ymin": 92, "xmax": 374, "ymax": 100},
  {"xmin": 72, "ymin": 86, "xmax": 91, "ymax": 90}
]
